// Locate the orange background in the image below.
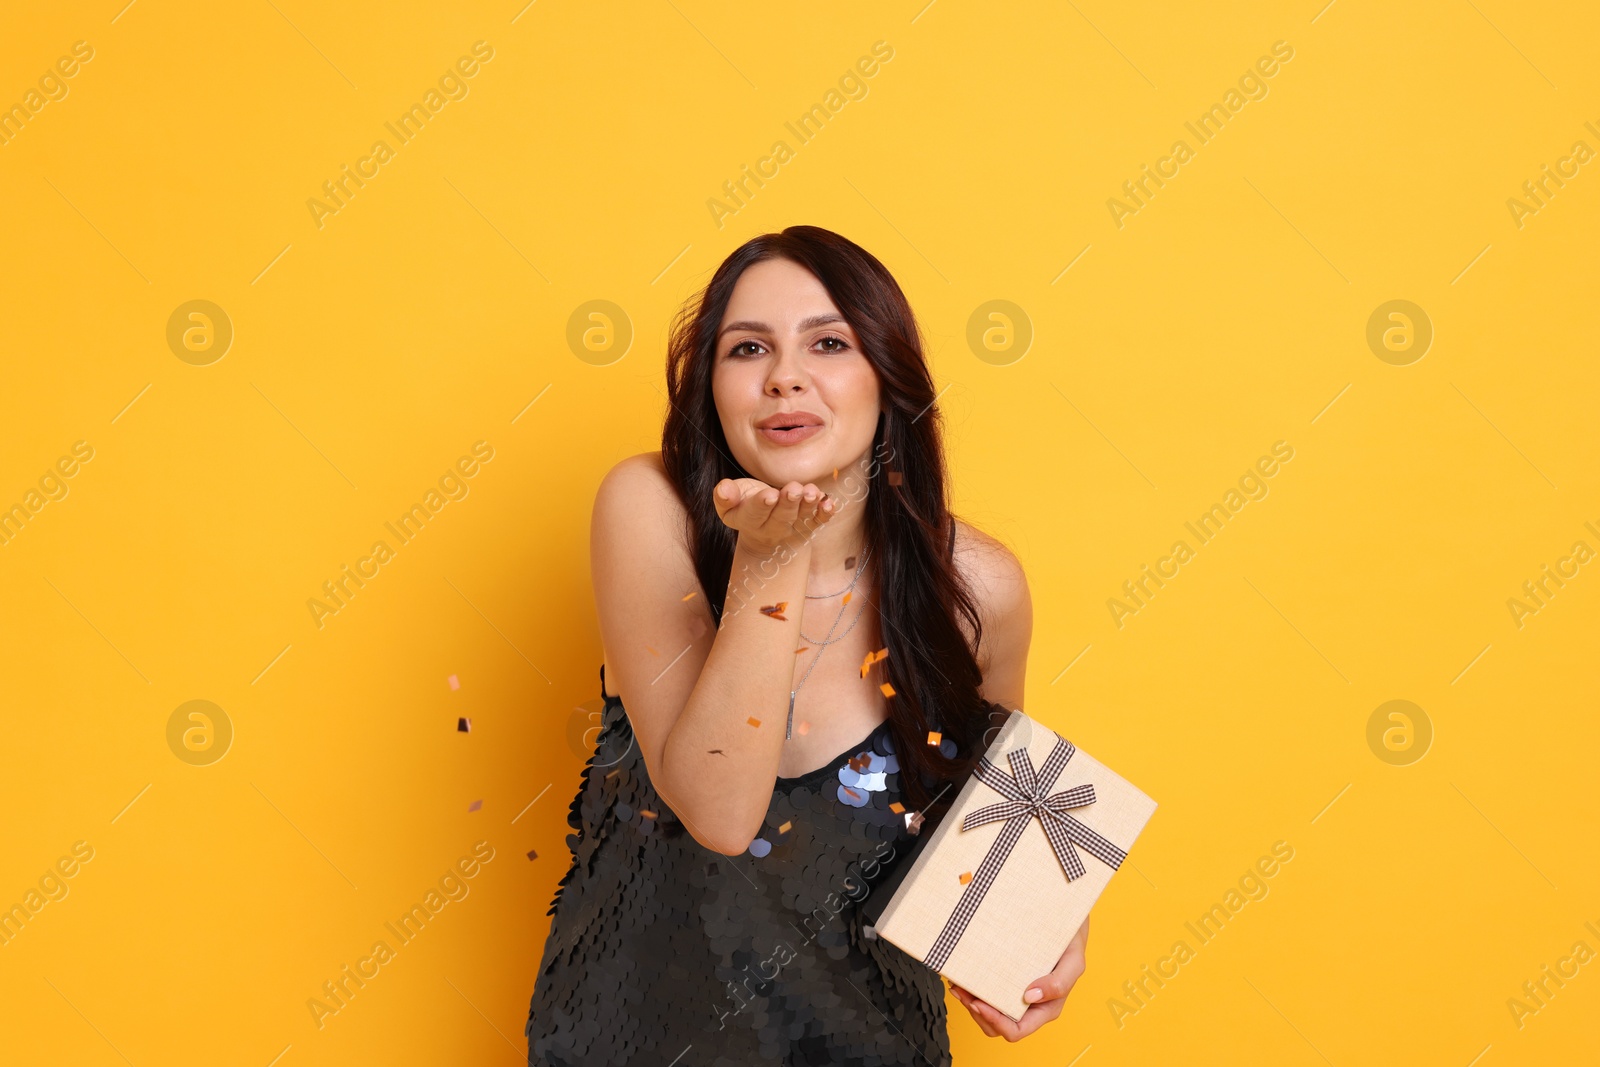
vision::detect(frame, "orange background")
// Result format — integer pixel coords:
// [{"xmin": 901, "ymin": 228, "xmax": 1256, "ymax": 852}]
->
[{"xmin": 1, "ymin": 1, "xmax": 1596, "ymax": 1064}]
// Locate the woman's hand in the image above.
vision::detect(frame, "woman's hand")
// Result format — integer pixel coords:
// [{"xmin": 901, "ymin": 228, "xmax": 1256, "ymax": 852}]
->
[
  {"xmin": 713, "ymin": 477, "xmax": 835, "ymax": 552},
  {"xmin": 949, "ymin": 915, "xmax": 1088, "ymax": 1041}
]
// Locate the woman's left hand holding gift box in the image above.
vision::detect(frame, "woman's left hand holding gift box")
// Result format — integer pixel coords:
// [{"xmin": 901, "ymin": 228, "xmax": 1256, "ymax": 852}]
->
[{"xmin": 950, "ymin": 915, "xmax": 1090, "ymax": 1040}]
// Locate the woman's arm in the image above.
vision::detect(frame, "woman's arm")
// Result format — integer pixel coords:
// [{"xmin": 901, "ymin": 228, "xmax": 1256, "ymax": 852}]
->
[{"xmin": 590, "ymin": 454, "xmax": 829, "ymax": 856}]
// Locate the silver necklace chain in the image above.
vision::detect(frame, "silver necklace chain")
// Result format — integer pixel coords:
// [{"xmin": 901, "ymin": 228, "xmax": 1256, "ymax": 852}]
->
[{"xmin": 786, "ymin": 548, "xmax": 872, "ymax": 741}]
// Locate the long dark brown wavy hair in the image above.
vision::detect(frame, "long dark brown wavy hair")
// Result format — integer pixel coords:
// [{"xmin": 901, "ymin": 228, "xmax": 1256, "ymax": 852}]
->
[{"xmin": 660, "ymin": 224, "xmax": 1001, "ymax": 820}]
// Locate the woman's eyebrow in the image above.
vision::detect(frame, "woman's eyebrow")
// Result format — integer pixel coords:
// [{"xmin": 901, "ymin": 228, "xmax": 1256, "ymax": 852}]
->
[{"xmin": 717, "ymin": 313, "xmax": 847, "ymax": 338}]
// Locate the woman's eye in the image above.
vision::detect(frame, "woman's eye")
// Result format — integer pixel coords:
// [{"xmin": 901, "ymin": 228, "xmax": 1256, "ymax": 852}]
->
[
  {"xmin": 729, "ymin": 341, "xmax": 763, "ymax": 358},
  {"xmin": 817, "ymin": 336, "xmax": 849, "ymax": 353}
]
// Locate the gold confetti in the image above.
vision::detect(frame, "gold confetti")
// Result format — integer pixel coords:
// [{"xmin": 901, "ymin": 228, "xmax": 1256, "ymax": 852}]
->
[
  {"xmin": 888, "ymin": 471, "xmax": 902, "ymax": 485},
  {"xmin": 880, "ymin": 682, "xmax": 896, "ymax": 698},
  {"xmin": 889, "ymin": 802, "xmax": 905, "ymax": 814},
  {"xmin": 958, "ymin": 871, "xmax": 972, "ymax": 885},
  {"xmin": 778, "ymin": 820, "xmax": 792, "ymax": 834},
  {"xmin": 681, "ymin": 590, "xmax": 698, "ymax": 601},
  {"xmin": 747, "ymin": 716, "xmax": 762, "ymax": 727},
  {"xmin": 927, "ymin": 731, "xmax": 942, "ymax": 746}
]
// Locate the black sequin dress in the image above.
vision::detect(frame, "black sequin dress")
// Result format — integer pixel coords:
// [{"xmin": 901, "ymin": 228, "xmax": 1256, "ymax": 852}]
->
[{"xmin": 524, "ymin": 665, "xmax": 954, "ymax": 1066}]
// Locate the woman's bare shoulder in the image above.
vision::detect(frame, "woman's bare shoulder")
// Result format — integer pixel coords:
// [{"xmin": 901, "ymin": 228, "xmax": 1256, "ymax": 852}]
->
[
  {"xmin": 950, "ymin": 519, "xmax": 1032, "ymax": 695},
  {"xmin": 951, "ymin": 518, "xmax": 1028, "ymax": 600},
  {"xmin": 594, "ymin": 451, "xmax": 682, "ymax": 525}
]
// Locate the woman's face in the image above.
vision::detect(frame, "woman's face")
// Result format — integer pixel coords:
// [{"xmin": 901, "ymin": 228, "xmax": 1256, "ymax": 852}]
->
[{"xmin": 711, "ymin": 256, "xmax": 882, "ymax": 488}]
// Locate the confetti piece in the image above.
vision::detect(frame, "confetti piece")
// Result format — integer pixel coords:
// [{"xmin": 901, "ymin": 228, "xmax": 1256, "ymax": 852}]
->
[
  {"xmin": 467, "ymin": 799, "xmax": 482, "ymax": 812},
  {"xmin": 833, "ymin": 468, "xmax": 839, "ymax": 480},
  {"xmin": 797, "ymin": 721, "xmax": 810, "ymax": 735},
  {"xmin": 457, "ymin": 717, "xmax": 471, "ymax": 732},
  {"xmin": 682, "ymin": 590, "xmax": 698, "ymax": 601},
  {"xmin": 958, "ymin": 871, "xmax": 972, "ymax": 885},
  {"xmin": 844, "ymin": 556, "xmax": 856, "ymax": 570},
  {"xmin": 842, "ymin": 591, "xmax": 852, "ymax": 606},
  {"xmin": 708, "ymin": 748, "xmax": 726, "ymax": 756},
  {"xmin": 843, "ymin": 786, "xmax": 861, "ymax": 800},
  {"xmin": 447, "ymin": 674, "xmax": 460, "ymax": 690},
  {"xmin": 927, "ymin": 731, "xmax": 942, "ymax": 746},
  {"xmin": 778, "ymin": 820, "xmax": 792, "ymax": 834},
  {"xmin": 640, "ymin": 809, "xmax": 657, "ymax": 819},
  {"xmin": 879, "ymin": 682, "xmax": 896, "ymax": 698},
  {"xmin": 795, "ymin": 647, "xmax": 809, "ymax": 654},
  {"xmin": 747, "ymin": 716, "xmax": 762, "ymax": 728},
  {"xmin": 888, "ymin": 471, "xmax": 902, "ymax": 486},
  {"xmin": 889, "ymin": 802, "xmax": 905, "ymax": 813},
  {"xmin": 872, "ymin": 648, "xmax": 888, "ymax": 663},
  {"xmin": 605, "ymin": 768, "xmax": 621, "ymax": 779},
  {"xmin": 759, "ymin": 602, "xmax": 788, "ymax": 621},
  {"xmin": 526, "ymin": 849, "xmax": 538, "ymax": 861}
]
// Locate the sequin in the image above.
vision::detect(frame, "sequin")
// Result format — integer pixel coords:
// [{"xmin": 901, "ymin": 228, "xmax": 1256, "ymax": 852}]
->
[{"xmin": 526, "ymin": 668, "xmax": 956, "ymax": 1065}]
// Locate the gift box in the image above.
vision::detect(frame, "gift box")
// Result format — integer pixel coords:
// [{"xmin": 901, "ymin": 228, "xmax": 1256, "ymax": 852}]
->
[{"xmin": 871, "ymin": 709, "xmax": 1157, "ymax": 1023}]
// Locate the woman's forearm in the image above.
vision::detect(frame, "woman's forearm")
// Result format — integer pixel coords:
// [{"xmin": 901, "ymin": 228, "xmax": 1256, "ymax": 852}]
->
[{"xmin": 659, "ymin": 533, "xmax": 813, "ymax": 854}]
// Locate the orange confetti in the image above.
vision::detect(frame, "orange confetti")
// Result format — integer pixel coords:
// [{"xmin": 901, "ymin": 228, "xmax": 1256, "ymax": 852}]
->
[
  {"xmin": 889, "ymin": 802, "xmax": 905, "ymax": 813},
  {"xmin": 833, "ymin": 468, "xmax": 839, "ymax": 480},
  {"xmin": 646, "ymin": 645, "xmax": 659, "ymax": 656},
  {"xmin": 747, "ymin": 716, "xmax": 762, "ymax": 728},
  {"xmin": 872, "ymin": 648, "xmax": 888, "ymax": 663},
  {"xmin": 682, "ymin": 590, "xmax": 698, "ymax": 601},
  {"xmin": 795, "ymin": 647, "xmax": 809, "ymax": 654},
  {"xmin": 927, "ymin": 731, "xmax": 942, "ymax": 746},
  {"xmin": 843, "ymin": 591, "xmax": 852, "ymax": 606},
  {"xmin": 958, "ymin": 871, "xmax": 972, "ymax": 885},
  {"xmin": 640, "ymin": 809, "xmax": 657, "ymax": 819},
  {"xmin": 759, "ymin": 602, "xmax": 788, "ymax": 621},
  {"xmin": 880, "ymin": 682, "xmax": 896, "ymax": 698},
  {"xmin": 779, "ymin": 820, "xmax": 792, "ymax": 833},
  {"xmin": 843, "ymin": 786, "xmax": 861, "ymax": 800}
]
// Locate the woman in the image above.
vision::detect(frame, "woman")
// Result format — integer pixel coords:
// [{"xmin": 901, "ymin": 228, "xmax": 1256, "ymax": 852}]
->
[{"xmin": 525, "ymin": 225, "xmax": 1088, "ymax": 1065}]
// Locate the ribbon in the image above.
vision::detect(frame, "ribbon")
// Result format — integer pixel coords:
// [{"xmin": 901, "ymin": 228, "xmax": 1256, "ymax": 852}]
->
[{"xmin": 922, "ymin": 738, "xmax": 1126, "ymax": 971}]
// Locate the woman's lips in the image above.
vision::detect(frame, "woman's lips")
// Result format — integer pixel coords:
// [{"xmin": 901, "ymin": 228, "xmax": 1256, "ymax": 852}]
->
[{"xmin": 758, "ymin": 423, "xmax": 824, "ymax": 445}]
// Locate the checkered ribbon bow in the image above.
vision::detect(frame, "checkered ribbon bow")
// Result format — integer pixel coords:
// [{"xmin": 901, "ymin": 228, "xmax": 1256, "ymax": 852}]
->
[{"xmin": 923, "ymin": 738, "xmax": 1126, "ymax": 971}]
